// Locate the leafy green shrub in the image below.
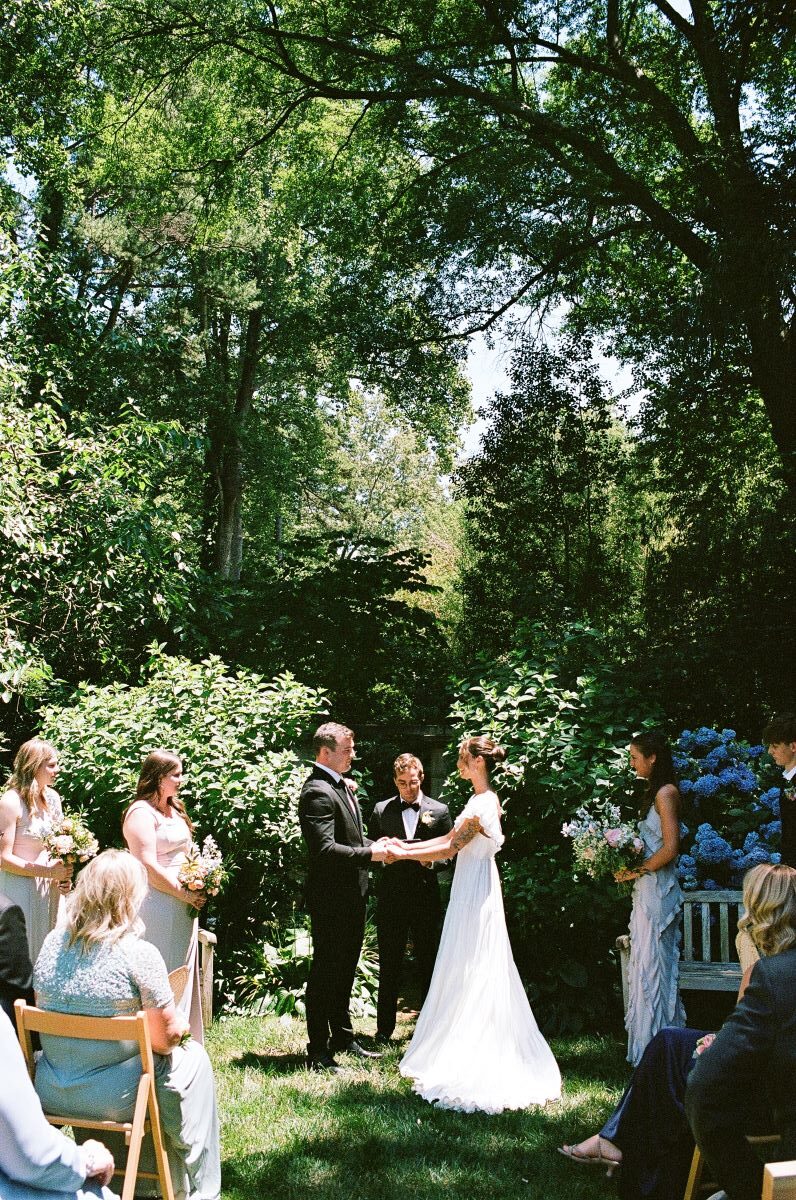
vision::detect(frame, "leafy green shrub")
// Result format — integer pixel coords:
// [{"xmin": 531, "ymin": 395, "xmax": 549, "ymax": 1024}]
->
[
  {"xmin": 39, "ymin": 647, "xmax": 326, "ymax": 999},
  {"xmin": 442, "ymin": 622, "xmax": 660, "ymax": 1035},
  {"xmin": 234, "ymin": 918, "xmax": 379, "ymax": 1019}
]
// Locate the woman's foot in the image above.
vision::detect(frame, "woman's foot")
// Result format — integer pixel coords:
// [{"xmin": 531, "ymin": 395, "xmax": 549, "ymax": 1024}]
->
[{"xmin": 558, "ymin": 1135, "xmax": 622, "ymax": 1177}]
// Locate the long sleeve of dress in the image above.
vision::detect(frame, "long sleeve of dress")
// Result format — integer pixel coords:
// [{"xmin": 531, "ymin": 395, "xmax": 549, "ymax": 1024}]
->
[{"xmin": 0, "ymin": 1010, "xmax": 87, "ymax": 1192}]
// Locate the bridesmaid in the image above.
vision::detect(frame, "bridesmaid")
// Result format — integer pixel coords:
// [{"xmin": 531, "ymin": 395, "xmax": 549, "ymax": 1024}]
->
[
  {"xmin": 122, "ymin": 749, "xmax": 206, "ymax": 1041},
  {"xmin": 615, "ymin": 730, "xmax": 685, "ymax": 1064},
  {"xmin": 0, "ymin": 738, "xmax": 73, "ymax": 963}
]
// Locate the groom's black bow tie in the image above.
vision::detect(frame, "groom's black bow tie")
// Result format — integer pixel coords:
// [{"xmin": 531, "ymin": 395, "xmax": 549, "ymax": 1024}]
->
[{"xmin": 401, "ymin": 800, "xmax": 420, "ymax": 811}]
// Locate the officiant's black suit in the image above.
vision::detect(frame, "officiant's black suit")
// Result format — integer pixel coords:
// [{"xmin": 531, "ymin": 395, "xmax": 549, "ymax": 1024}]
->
[
  {"xmin": 368, "ymin": 793, "xmax": 452, "ymax": 1038},
  {"xmin": 298, "ymin": 765, "xmax": 374, "ymax": 1059},
  {"xmin": 685, "ymin": 947, "xmax": 796, "ymax": 1200}
]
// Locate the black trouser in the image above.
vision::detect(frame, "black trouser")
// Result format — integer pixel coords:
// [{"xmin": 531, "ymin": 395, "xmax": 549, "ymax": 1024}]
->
[
  {"xmin": 686, "ymin": 1068, "xmax": 776, "ymax": 1200},
  {"xmin": 305, "ymin": 896, "xmax": 366, "ymax": 1058},
  {"xmin": 376, "ymin": 902, "xmax": 441, "ymax": 1037}
]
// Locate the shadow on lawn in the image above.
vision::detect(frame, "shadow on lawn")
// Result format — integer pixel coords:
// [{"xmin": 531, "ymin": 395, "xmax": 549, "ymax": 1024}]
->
[
  {"xmin": 230, "ymin": 1049, "xmax": 308, "ymax": 1074},
  {"xmin": 220, "ymin": 1073, "xmax": 624, "ymax": 1200}
]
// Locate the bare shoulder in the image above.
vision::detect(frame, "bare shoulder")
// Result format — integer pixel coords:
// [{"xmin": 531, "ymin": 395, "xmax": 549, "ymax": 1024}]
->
[
  {"xmin": 123, "ymin": 800, "xmax": 156, "ymax": 829},
  {"xmin": 0, "ymin": 788, "xmax": 22, "ymax": 818},
  {"xmin": 655, "ymin": 784, "xmax": 681, "ymax": 810}
]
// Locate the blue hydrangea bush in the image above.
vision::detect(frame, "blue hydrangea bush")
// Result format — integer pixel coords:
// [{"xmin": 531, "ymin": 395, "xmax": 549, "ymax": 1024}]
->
[{"xmin": 675, "ymin": 727, "xmax": 782, "ymax": 890}]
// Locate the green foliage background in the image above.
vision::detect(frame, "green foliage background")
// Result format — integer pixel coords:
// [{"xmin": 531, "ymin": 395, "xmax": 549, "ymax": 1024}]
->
[{"xmin": 39, "ymin": 648, "xmax": 324, "ymax": 1003}]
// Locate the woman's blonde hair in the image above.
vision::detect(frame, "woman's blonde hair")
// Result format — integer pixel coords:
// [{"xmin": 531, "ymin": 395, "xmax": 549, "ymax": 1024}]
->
[
  {"xmin": 6, "ymin": 738, "xmax": 58, "ymax": 815},
  {"xmin": 65, "ymin": 850, "xmax": 148, "ymax": 949},
  {"xmin": 738, "ymin": 862, "xmax": 796, "ymax": 958}
]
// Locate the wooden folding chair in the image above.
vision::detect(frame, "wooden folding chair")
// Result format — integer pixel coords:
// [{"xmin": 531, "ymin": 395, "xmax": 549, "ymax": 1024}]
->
[
  {"xmin": 685, "ymin": 1136, "xmax": 781, "ymax": 1200},
  {"xmin": 14, "ymin": 998, "xmax": 175, "ymax": 1200},
  {"xmin": 764, "ymin": 1160, "xmax": 796, "ymax": 1200}
]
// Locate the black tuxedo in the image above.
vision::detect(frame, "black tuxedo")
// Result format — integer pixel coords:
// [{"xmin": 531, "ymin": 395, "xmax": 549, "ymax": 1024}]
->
[
  {"xmin": 298, "ymin": 765, "xmax": 374, "ymax": 1057},
  {"xmin": 0, "ymin": 895, "xmax": 34, "ymax": 1025},
  {"xmin": 368, "ymin": 792, "xmax": 452, "ymax": 1038},
  {"xmin": 685, "ymin": 948, "xmax": 796, "ymax": 1200},
  {"xmin": 780, "ymin": 775, "xmax": 796, "ymax": 867}
]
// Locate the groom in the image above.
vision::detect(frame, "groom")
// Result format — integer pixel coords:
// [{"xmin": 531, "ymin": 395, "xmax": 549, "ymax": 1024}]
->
[{"xmin": 298, "ymin": 721, "xmax": 390, "ymax": 1071}]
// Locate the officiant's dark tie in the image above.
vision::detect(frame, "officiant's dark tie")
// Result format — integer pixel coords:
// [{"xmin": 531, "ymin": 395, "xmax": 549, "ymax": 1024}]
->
[{"xmin": 401, "ymin": 801, "xmax": 420, "ymax": 811}]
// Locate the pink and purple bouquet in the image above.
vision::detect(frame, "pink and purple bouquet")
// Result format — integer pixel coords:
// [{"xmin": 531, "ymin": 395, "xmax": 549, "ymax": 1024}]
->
[
  {"xmin": 42, "ymin": 811, "xmax": 99, "ymax": 867},
  {"xmin": 562, "ymin": 799, "xmax": 643, "ymax": 886}
]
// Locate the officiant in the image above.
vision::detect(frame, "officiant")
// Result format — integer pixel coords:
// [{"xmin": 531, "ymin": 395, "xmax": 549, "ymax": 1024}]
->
[{"xmin": 368, "ymin": 753, "xmax": 452, "ymax": 1043}]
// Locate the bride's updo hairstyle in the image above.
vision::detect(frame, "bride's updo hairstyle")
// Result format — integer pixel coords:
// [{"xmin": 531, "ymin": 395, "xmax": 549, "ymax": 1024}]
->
[{"xmin": 461, "ymin": 735, "xmax": 507, "ymax": 777}]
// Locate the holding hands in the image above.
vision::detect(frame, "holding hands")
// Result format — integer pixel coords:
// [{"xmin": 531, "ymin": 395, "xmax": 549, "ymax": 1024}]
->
[{"xmin": 371, "ymin": 837, "xmax": 408, "ymax": 863}]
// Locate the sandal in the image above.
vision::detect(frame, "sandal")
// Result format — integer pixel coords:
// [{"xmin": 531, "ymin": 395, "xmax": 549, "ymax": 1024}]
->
[{"xmin": 558, "ymin": 1135, "xmax": 622, "ymax": 1178}]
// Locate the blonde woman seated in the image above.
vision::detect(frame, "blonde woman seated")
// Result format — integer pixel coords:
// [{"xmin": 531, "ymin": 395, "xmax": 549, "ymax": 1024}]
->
[
  {"xmin": 558, "ymin": 863, "xmax": 794, "ymax": 1200},
  {"xmin": 33, "ymin": 851, "xmax": 220, "ymax": 1200}
]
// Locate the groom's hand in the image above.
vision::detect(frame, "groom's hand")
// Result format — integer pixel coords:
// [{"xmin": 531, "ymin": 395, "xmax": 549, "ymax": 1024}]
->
[{"xmin": 371, "ymin": 838, "xmax": 392, "ymax": 862}]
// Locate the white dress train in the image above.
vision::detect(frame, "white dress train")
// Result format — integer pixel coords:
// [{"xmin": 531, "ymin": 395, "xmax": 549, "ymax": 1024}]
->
[{"xmin": 399, "ymin": 790, "xmax": 561, "ymax": 1113}]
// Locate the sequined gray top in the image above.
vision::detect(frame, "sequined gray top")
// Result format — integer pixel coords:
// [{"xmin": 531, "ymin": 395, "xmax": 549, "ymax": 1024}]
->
[{"xmin": 34, "ymin": 927, "xmax": 173, "ymax": 1015}]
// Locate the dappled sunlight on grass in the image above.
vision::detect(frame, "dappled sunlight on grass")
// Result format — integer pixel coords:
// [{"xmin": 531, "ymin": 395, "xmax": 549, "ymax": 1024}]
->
[{"xmin": 208, "ymin": 1015, "xmax": 629, "ymax": 1199}]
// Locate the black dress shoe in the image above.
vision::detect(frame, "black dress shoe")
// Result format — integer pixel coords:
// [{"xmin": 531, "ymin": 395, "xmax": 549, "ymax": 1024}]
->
[
  {"xmin": 338, "ymin": 1039, "xmax": 383, "ymax": 1059},
  {"xmin": 307, "ymin": 1053, "xmax": 342, "ymax": 1073},
  {"xmin": 374, "ymin": 1032, "xmax": 392, "ymax": 1046}
]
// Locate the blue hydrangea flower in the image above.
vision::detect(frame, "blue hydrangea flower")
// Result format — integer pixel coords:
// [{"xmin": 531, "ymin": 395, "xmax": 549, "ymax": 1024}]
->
[
  {"xmin": 703, "ymin": 878, "xmax": 721, "ymax": 890},
  {"xmin": 720, "ymin": 729, "xmax": 737, "ymax": 742},
  {"xmin": 679, "ymin": 778, "xmax": 694, "ymax": 794},
  {"xmin": 694, "ymin": 727, "xmax": 722, "ymax": 750},
  {"xmin": 694, "ymin": 824, "xmax": 733, "ymax": 865},
  {"xmin": 759, "ymin": 788, "xmax": 782, "ymax": 817},
  {"xmin": 759, "ymin": 820, "xmax": 782, "ymax": 842},
  {"xmin": 747, "ymin": 745, "xmax": 765, "ymax": 758},
  {"xmin": 692, "ymin": 774, "xmax": 722, "ymax": 798},
  {"xmin": 704, "ymin": 746, "xmax": 730, "ymax": 770}
]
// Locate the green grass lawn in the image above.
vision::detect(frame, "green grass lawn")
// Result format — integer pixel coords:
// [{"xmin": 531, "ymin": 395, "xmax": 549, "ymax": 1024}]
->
[{"xmin": 208, "ymin": 1012, "xmax": 629, "ymax": 1200}]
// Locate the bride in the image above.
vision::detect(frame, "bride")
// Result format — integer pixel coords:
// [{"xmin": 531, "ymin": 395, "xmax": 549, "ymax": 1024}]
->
[{"xmin": 391, "ymin": 734, "xmax": 561, "ymax": 1113}]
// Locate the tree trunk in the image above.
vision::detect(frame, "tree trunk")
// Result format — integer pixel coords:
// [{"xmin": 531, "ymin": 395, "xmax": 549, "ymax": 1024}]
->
[
  {"xmin": 209, "ymin": 306, "xmax": 264, "ymax": 581},
  {"xmin": 27, "ymin": 182, "xmax": 65, "ymax": 408}
]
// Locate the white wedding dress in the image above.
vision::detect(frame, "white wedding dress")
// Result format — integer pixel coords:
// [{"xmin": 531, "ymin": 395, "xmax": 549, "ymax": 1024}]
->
[{"xmin": 399, "ymin": 789, "xmax": 561, "ymax": 1113}]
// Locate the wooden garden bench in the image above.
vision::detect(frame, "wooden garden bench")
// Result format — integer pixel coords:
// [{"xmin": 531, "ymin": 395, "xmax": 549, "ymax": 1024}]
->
[{"xmin": 616, "ymin": 889, "xmax": 744, "ymax": 1012}]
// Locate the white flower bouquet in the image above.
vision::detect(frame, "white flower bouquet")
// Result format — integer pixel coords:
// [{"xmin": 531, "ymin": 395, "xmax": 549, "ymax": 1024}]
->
[
  {"xmin": 178, "ymin": 836, "xmax": 228, "ymax": 899},
  {"xmin": 42, "ymin": 811, "xmax": 99, "ymax": 867},
  {"xmin": 562, "ymin": 799, "xmax": 643, "ymax": 887}
]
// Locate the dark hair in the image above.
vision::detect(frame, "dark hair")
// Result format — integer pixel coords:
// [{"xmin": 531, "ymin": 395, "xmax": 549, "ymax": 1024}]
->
[
  {"xmin": 313, "ymin": 722, "xmax": 353, "ymax": 755},
  {"xmin": 762, "ymin": 713, "xmax": 796, "ymax": 747},
  {"xmin": 460, "ymin": 734, "xmax": 507, "ymax": 777},
  {"xmin": 126, "ymin": 749, "xmax": 193, "ymax": 833},
  {"xmin": 630, "ymin": 730, "xmax": 678, "ymax": 816}
]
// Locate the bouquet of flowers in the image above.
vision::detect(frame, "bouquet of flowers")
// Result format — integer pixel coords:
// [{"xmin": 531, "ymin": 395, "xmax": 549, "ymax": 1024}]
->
[
  {"xmin": 178, "ymin": 836, "xmax": 228, "ymax": 899},
  {"xmin": 42, "ymin": 811, "xmax": 99, "ymax": 867},
  {"xmin": 562, "ymin": 799, "xmax": 644, "ymax": 888}
]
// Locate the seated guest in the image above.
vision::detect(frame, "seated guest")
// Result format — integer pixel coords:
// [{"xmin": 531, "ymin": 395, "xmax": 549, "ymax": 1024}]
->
[
  {"xmin": 0, "ymin": 1007, "xmax": 116, "ymax": 1200},
  {"xmin": 0, "ymin": 893, "xmax": 34, "ymax": 1023},
  {"xmin": 686, "ymin": 866, "xmax": 796, "ymax": 1200},
  {"xmin": 559, "ymin": 863, "xmax": 795, "ymax": 1200},
  {"xmin": 33, "ymin": 850, "xmax": 220, "ymax": 1200}
]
